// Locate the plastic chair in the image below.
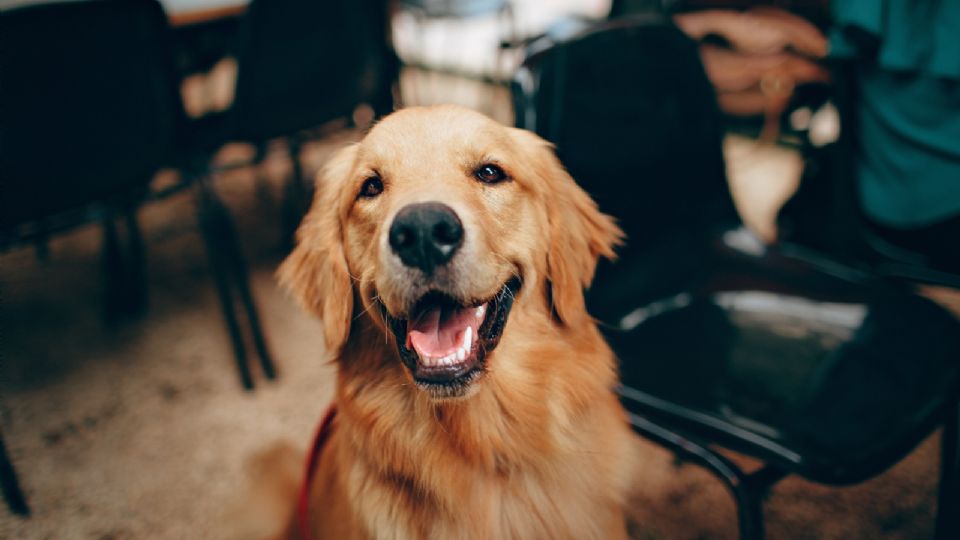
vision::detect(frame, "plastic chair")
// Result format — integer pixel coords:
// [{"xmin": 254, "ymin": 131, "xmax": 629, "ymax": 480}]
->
[{"xmin": 513, "ymin": 17, "xmax": 960, "ymax": 539}]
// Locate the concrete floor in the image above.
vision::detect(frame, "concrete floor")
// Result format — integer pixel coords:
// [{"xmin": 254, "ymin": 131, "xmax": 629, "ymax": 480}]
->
[{"xmin": 1, "ymin": 79, "xmax": 953, "ymax": 539}]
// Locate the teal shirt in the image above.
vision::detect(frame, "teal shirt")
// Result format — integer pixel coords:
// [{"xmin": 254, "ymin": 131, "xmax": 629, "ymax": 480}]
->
[{"xmin": 830, "ymin": 1, "xmax": 960, "ymax": 228}]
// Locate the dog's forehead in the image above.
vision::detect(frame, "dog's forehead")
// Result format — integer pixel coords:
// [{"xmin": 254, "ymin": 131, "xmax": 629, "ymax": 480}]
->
[{"xmin": 359, "ymin": 106, "xmax": 509, "ymax": 168}]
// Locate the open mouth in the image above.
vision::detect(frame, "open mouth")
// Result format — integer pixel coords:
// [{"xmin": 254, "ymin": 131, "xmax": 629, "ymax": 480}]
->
[{"xmin": 384, "ymin": 278, "xmax": 521, "ymax": 398}]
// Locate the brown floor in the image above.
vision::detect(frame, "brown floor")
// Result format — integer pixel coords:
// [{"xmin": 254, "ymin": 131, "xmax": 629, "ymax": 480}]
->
[{"xmin": 0, "ymin": 78, "xmax": 950, "ymax": 539}]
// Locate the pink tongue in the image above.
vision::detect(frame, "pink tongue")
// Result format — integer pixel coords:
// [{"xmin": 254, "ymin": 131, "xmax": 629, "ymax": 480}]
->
[{"xmin": 407, "ymin": 305, "xmax": 475, "ymax": 357}]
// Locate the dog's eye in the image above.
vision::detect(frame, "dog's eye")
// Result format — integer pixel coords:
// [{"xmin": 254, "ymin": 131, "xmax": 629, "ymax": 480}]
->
[
  {"xmin": 359, "ymin": 176, "xmax": 384, "ymax": 199},
  {"xmin": 474, "ymin": 164, "xmax": 508, "ymax": 184}
]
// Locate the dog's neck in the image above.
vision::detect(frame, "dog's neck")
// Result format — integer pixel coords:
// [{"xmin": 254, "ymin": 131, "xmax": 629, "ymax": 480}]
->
[
  {"xmin": 323, "ymin": 302, "xmax": 634, "ymax": 539},
  {"xmin": 333, "ymin": 302, "xmax": 618, "ymax": 473}
]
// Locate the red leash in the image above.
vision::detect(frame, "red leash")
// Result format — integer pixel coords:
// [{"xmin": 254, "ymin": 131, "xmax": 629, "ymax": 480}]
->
[{"xmin": 297, "ymin": 406, "xmax": 337, "ymax": 540}]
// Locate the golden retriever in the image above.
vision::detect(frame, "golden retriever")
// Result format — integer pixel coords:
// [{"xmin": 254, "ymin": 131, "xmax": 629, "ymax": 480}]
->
[{"xmin": 279, "ymin": 105, "xmax": 641, "ymax": 539}]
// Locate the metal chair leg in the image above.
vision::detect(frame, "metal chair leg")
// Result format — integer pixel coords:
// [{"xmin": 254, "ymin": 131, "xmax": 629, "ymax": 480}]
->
[
  {"xmin": 215, "ymin": 195, "xmax": 277, "ymax": 381},
  {"xmin": 122, "ymin": 204, "xmax": 147, "ymax": 317},
  {"xmin": 101, "ymin": 205, "xmax": 147, "ymax": 321},
  {"xmin": 101, "ymin": 212, "xmax": 125, "ymax": 322},
  {"xmin": 196, "ymin": 174, "xmax": 276, "ymax": 388},
  {"xmin": 935, "ymin": 401, "xmax": 959, "ymax": 540},
  {"xmin": 626, "ymin": 412, "xmax": 784, "ymax": 540},
  {"xmin": 196, "ymin": 177, "xmax": 254, "ymax": 390},
  {"xmin": 0, "ymin": 428, "xmax": 29, "ymax": 516}
]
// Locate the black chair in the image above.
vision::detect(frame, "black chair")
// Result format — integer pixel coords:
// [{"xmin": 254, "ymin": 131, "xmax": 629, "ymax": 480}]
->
[
  {"xmin": 2, "ymin": 0, "xmax": 277, "ymax": 390},
  {"xmin": 513, "ymin": 17, "xmax": 960, "ymax": 539},
  {"xmin": 172, "ymin": 1, "xmax": 400, "ymax": 390},
  {"xmin": 0, "ymin": 0, "xmax": 185, "ymax": 320},
  {"xmin": 184, "ymin": 0, "xmax": 399, "ymax": 242},
  {"xmin": 0, "ymin": 0, "xmax": 188, "ymax": 516}
]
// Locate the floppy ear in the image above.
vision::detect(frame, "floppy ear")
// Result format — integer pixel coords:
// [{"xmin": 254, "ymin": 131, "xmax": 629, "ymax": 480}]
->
[
  {"xmin": 513, "ymin": 130, "xmax": 624, "ymax": 326},
  {"xmin": 278, "ymin": 144, "xmax": 358, "ymax": 355}
]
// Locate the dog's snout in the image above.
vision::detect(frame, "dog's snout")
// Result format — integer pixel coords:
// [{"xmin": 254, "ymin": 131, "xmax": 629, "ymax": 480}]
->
[{"xmin": 389, "ymin": 202, "xmax": 463, "ymax": 274}]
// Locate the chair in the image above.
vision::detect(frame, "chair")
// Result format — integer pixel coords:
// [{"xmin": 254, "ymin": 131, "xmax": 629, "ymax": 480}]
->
[
  {"xmin": 0, "ymin": 0, "xmax": 186, "ymax": 320},
  {"xmin": 184, "ymin": 0, "xmax": 399, "ymax": 241},
  {"xmin": 173, "ymin": 0, "xmax": 400, "ymax": 389},
  {"xmin": 513, "ymin": 17, "xmax": 960, "ymax": 539},
  {"xmin": 1, "ymin": 0, "xmax": 279, "ymax": 392},
  {"xmin": 0, "ymin": 0, "xmax": 187, "ymax": 515}
]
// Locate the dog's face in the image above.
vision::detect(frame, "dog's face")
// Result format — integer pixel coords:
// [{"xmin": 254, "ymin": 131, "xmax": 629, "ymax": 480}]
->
[{"xmin": 280, "ymin": 106, "xmax": 621, "ymax": 400}]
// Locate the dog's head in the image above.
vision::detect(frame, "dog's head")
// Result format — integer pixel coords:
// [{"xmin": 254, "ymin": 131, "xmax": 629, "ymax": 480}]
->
[{"xmin": 280, "ymin": 105, "xmax": 621, "ymax": 400}]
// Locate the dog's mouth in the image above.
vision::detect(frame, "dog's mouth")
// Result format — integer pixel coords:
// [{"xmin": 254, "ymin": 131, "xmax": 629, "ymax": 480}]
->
[{"xmin": 383, "ymin": 278, "xmax": 521, "ymax": 398}]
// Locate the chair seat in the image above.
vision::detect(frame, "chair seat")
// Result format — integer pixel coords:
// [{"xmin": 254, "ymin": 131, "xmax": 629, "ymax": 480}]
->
[{"xmin": 597, "ymin": 226, "xmax": 960, "ymax": 485}]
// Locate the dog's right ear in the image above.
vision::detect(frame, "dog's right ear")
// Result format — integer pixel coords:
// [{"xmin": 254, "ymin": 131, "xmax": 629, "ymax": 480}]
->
[
  {"xmin": 278, "ymin": 144, "xmax": 358, "ymax": 356},
  {"xmin": 509, "ymin": 128, "xmax": 623, "ymax": 327}
]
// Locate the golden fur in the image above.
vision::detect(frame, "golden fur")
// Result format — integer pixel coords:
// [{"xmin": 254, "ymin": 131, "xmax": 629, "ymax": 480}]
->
[{"xmin": 278, "ymin": 105, "xmax": 641, "ymax": 539}]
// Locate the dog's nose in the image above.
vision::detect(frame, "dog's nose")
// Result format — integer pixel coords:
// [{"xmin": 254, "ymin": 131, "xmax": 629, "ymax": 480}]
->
[{"xmin": 389, "ymin": 202, "xmax": 464, "ymax": 274}]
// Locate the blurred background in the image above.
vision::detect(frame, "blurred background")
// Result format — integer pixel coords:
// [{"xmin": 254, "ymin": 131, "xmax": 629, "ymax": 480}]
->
[{"xmin": 1, "ymin": 0, "xmax": 958, "ymax": 538}]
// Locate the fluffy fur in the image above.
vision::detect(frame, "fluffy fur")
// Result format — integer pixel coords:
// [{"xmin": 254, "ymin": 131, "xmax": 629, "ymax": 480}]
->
[{"xmin": 278, "ymin": 105, "xmax": 641, "ymax": 539}]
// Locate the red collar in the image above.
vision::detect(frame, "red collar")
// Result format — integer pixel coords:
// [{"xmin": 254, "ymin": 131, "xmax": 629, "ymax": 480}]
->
[{"xmin": 297, "ymin": 406, "xmax": 337, "ymax": 540}]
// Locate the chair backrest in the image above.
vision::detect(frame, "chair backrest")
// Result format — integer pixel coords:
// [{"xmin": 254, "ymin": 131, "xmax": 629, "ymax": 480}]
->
[
  {"xmin": 512, "ymin": 16, "xmax": 738, "ymax": 254},
  {"xmin": 0, "ymin": 0, "xmax": 183, "ymax": 230},
  {"xmin": 228, "ymin": 0, "xmax": 398, "ymax": 142}
]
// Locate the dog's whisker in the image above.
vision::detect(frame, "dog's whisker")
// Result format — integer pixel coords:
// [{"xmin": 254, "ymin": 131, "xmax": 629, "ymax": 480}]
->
[{"xmin": 354, "ymin": 299, "xmax": 380, "ymax": 322}]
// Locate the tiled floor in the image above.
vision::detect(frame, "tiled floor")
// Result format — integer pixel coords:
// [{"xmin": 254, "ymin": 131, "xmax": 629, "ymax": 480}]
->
[{"xmin": 1, "ymin": 72, "xmax": 949, "ymax": 540}]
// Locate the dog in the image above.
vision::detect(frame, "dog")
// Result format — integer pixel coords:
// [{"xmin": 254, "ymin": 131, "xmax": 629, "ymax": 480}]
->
[{"xmin": 279, "ymin": 105, "xmax": 642, "ymax": 539}]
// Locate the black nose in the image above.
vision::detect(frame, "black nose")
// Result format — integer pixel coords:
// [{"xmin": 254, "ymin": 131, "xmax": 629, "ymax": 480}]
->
[{"xmin": 389, "ymin": 202, "xmax": 464, "ymax": 274}]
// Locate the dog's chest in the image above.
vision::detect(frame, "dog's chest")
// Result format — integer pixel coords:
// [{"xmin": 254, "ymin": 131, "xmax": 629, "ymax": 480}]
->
[{"xmin": 350, "ymin": 458, "xmax": 620, "ymax": 540}]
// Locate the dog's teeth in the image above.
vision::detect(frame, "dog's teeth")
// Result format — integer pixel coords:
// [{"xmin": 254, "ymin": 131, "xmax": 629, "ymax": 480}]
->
[
  {"xmin": 475, "ymin": 305, "xmax": 485, "ymax": 319},
  {"xmin": 457, "ymin": 348, "xmax": 466, "ymax": 361},
  {"xmin": 463, "ymin": 326, "xmax": 473, "ymax": 351}
]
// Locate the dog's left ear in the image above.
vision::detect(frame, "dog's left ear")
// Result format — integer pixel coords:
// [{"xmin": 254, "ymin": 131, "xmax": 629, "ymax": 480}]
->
[{"xmin": 511, "ymin": 129, "xmax": 624, "ymax": 326}]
